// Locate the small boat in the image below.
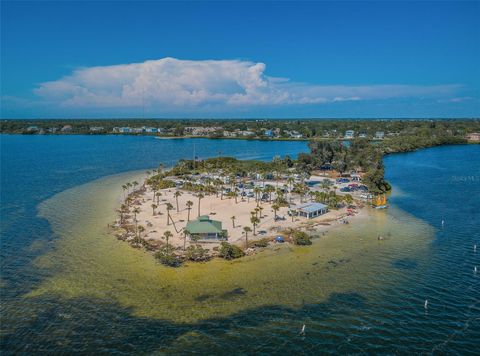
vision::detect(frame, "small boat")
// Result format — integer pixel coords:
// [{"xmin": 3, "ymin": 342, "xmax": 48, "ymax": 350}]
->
[{"xmin": 372, "ymin": 194, "xmax": 388, "ymax": 209}]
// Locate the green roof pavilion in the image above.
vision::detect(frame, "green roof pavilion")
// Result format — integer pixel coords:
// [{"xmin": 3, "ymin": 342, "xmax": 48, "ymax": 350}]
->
[{"xmin": 185, "ymin": 215, "xmax": 227, "ymax": 241}]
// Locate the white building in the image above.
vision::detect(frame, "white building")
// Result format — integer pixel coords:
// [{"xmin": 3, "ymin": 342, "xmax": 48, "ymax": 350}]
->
[
  {"xmin": 345, "ymin": 130, "xmax": 355, "ymax": 139},
  {"xmin": 291, "ymin": 202, "xmax": 328, "ymax": 219}
]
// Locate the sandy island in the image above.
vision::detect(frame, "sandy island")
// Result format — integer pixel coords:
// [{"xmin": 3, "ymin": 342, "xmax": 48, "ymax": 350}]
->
[{"xmin": 111, "ymin": 172, "xmax": 370, "ymax": 258}]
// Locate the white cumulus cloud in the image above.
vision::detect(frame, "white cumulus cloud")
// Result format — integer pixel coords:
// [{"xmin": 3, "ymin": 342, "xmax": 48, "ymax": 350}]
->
[{"xmin": 33, "ymin": 57, "xmax": 462, "ymax": 110}]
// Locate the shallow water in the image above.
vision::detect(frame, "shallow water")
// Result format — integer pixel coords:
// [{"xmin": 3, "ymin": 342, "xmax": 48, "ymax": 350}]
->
[
  {"xmin": 1, "ymin": 136, "xmax": 479, "ymax": 353},
  {"xmin": 28, "ymin": 171, "xmax": 432, "ymax": 323}
]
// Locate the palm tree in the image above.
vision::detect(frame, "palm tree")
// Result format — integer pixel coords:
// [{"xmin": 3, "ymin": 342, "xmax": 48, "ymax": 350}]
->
[
  {"xmin": 234, "ymin": 188, "xmax": 239, "ymax": 204},
  {"xmin": 174, "ymin": 191, "xmax": 183, "ymax": 212},
  {"xmin": 243, "ymin": 226, "xmax": 252, "ymax": 248},
  {"xmin": 132, "ymin": 181, "xmax": 139, "ymax": 192},
  {"xmin": 197, "ymin": 193, "xmax": 204, "ymax": 217},
  {"xmin": 133, "ymin": 207, "xmax": 140, "ymax": 221},
  {"xmin": 165, "ymin": 203, "xmax": 173, "ymax": 225},
  {"xmin": 229, "ymin": 173, "xmax": 236, "ymax": 189},
  {"xmin": 156, "ymin": 192, "xmax": 162, "ymax": 205},
  {"xmin": 250, "ymin": 215, "xmax": 260, "ymax": 236},
  {"xmin": 264, "ymin": 185, "xmax": 275, "ymax": 202},
  {"xmin": 287, "ymin": 176, "xmax": 295, "ymax": 190},
  {"xmin": 133, "ymin": 207, "xmax": 140, "ymax": 235},
  {"xmin": 214, "ymin": 179, "xmax": 221, "ymax": 198},
  {"xmin": 182, "ymin": 228, "xmax": 189, "ymax": 251},
  {"xmin": 343, "ymin": 194, "xmax": 354, "ymax": 205},
  {"xmin": 320, "ymin": 179, "xmax": 332, "ymax": 193},
  {"xmin": 272, "ymin": 203, "xmax": 280, "ymax": 220},
  {"xmin": 258, "ymin": 206, "xmax": 264, "ymax": 219},
  {"xmin": 137, "ymin": 225, "xmax": 145, "ymax": 239},
  {"xmin": 117, "ymin": 203, "xmax": 126, "ymax": 224},
  {"xmin": 122, "ymin": 184, "xmax": 127, "ymax": 200},
  {"xmin": 219, "ymin": 179, "xmax": 225, "ymax": 200},
  {"xmin": 253, "ymin": 186, "xmax": 261, "ymax": 203},
  {"xmin": 152, "ymin": 184, "xmax": 157, "ymax": 201},
  {"xmin": 231, "ymin": 215, "xmax": 236, "ymax": 228},
  {"xmin": 254, "ymin": 207, "xmax": 260, "ymax": 219},
  {"xmin": 186, "ymin": 200, "xmax": 193, "ymax": 221},
  {"xmin": 151, "ymin": 203, "xmax": 157, "ymax": 215},
  {"xmin": 162, "ymin": 230, "xmax": 173, "ymax": 253}
]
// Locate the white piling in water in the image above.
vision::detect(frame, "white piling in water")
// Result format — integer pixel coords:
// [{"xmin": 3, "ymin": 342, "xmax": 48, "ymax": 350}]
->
[
  {"xmin": 300, "ymin": 324, "xmax": 306, "ymax": 335},
  {"xmin": 441, "ymin": 220, "xmax": 445, "ymax": 228},
  {"xmin": 474, "ymin": 244, "xmax": 477, "ymax": 253},
  {"xmin": 475, "ymin": 266, "xmax": 477, "ymax": 274},
  {"xmin": 424, "ymin": 300, "xmax": 428, "ymax": 309}
]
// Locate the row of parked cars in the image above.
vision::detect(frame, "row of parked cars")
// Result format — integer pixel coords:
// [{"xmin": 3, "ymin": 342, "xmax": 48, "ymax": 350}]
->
[{"xmin": 339, "ymin": 183, "xmax": 368, "ymax": 193}]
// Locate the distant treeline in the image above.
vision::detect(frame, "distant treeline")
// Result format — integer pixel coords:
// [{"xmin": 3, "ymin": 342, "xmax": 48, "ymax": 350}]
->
[
  {"xmin": 1, "ymin": 118, "xmax": 479, "ymax": 139},
  {"xmin": 152, "ymin": 129, "xmax": 471, "ymax": 194}
]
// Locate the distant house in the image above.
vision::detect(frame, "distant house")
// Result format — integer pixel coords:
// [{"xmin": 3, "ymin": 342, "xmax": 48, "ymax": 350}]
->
[
  {"xmin": 358, "ymin": 133, "xmax": 367, "ymax": 138},
  {"xmin": 466, "ymin": 132, "xmax": 480, "ymax": 141},
  {"xmin": 264, "ymin": 129, "xmax": 274, "ymax": 137},
  {"xmin": 291, "ymin": 202, "xmax": 328, "ymax": 219},
  {"xmin": 89, "ymin": 126, "xmax": 104, "ymax": 132},
  {"xmin": 345, "ymin": 130, "xmax": 354, "ymax": 139},
  {"xmin": 375, "ymin": 131, "xmax": 385, "ymax": 139},
  {"xmin": 223, "ymin": 130, "xmax": 236, "ymax": 137},
  {"xmin": 26, "ymin": 126, "xmax": 39, "ymax": 132},
  {"xmin": 185, "ymin": 215, "xmax": 227, "ymax": 241},
  {"xmin": 290, "ymin": 131, "xmax": 303, "ymax": 139},
  {"xmin": 144, "ymin": 127, "xmax": 158, "ymax": 133},
  {"xmin": 184, "ymin": 126, "xmax": 223, "ymax": 136},
  {"xmin": 61, "ymin": 125, "xmax": 73, "ymax": 132},
  {"xmin": 114, "ymin": 127, "xmax": 131, "ymax": 133}
]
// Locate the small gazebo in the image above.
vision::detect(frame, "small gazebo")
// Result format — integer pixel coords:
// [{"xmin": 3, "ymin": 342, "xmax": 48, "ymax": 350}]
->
[{"xmin": 185, "ymin": 215, "xmax": 227, "ymax": 241}]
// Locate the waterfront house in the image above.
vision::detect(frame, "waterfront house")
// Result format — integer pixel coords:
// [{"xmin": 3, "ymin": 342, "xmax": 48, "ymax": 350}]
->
[
  {"xmin": 185, "ymin": 215, "xmax": 227, "ymax": 241},
  {"xmin": 345, "ymin": 130, "xmax": 355, "ymax": 139},
  {"xmin": 264, "ymin": 129, "xmax": 274, "ymax": 137},
  {"xmin": 61, "ymin": 125, "xmax": 73, "ymax": 132},
  {"xmin": 375, "ymin": 131, "xmax": 385, "ymax": 139},
  {"xmin": 89, "ymin": 126, "xmax": 104, "ymax": 132},
  {"xmin": 113, "ymin": 127, "xmax": 131, "ymax": 133},
  {"xmin": 144, "ymin": 127, "xmax": 158, "ymax": 133},
  {"xmin": 466, "ymin": 132, "xmax": 480, "ymax": 141},
  {"xmin": 291, "ymin": 202, "xmax": 328, "ymax": 219},
  {"xmin": 290, "ymin": 130, "xmax": 303, "ymax": 139}
]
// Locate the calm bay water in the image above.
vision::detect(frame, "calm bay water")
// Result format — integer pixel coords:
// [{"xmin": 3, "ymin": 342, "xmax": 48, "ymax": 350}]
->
[{"xmin": 1, "ymin": 135, "xmax": 479, "ymax": 354}]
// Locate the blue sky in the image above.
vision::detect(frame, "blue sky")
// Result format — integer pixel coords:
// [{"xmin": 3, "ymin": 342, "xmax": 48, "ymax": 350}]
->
[{"xmin": 1, "ymin": 1, "xmax": 479, "ymax": 118}]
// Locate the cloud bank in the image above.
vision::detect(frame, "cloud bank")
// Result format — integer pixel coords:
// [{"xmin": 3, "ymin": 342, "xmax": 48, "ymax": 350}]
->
[{"xmin": 33, "ymin": 57, "xmax": 462, "ymax": 110}]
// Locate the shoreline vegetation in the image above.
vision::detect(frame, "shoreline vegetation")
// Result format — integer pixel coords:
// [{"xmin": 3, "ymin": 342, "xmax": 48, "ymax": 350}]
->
[
  {"xmin": 1, "ymin": 119, "xmax": 479, "ymax": 144},
  {"xmin": 109, "ymin": 124, "xmax": 476, "ymax": 266}
]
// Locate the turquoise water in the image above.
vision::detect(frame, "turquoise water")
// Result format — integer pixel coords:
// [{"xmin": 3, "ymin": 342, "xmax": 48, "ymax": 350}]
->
[{"xmin": 1, "ymin": 135, "xmax": 479, "ymax": 353}]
